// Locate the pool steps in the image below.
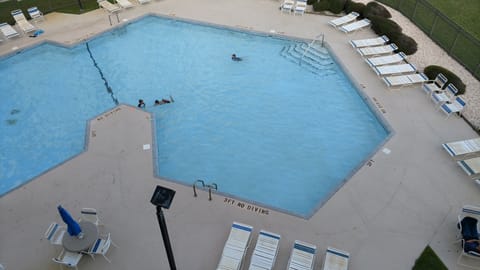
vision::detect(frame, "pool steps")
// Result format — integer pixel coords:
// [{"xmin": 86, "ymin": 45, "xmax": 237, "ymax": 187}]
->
[{"xmin": 280, "ymin": 43, "xmax": 336, "ymax": 76}]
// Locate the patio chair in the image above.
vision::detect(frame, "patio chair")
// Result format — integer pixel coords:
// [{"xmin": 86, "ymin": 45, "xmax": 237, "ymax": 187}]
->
[
  {"xmin": 457, "ymin": 156, "xmax": 480, "ymax": 179},
  {"xmin": 328, "ymin": 12, "xmax": 359, "ymax": 28},
  {"xmin": 350, "ymin": 35, "xmax": 389, "ymax": 48},
  {"xmin": 281, "ymin": 0, "xmax": 295, "ymax": 14},
  {"xmin": 27, "ymin": 7, "xmax": 45, "ymax": 22},
  {"xmin": 248, "ymin": 230, "xmax": 281, "ymax": 270},
  {"xmin": 52, "ymin": 249, "xmax": 83, "ymax": 270},
  {"xmin": 136, "ymin": 0, "xmax": 151, "ymax": 4},
  {"xmin": 339, "ymin": 18, "xmax": 371, "ymax": 33},
  {"xmin": 98, "ymin": 0, "xmax": 121, "ymax": 13},
  {"xmin": 83, "ymin": 233, "xmax": 118, "ymax": 263},
  {"xmin": 80, "ymin": 208, "xmax": 103, "ymax": 226},
  {"xmin": 10, "ymin": 9, "xmax": 36, "ymax": 34},
  {"xmin": 372, "ymin": 63, "xmax": 416, "ymax": 76},
  {"xmin": 422, "ymin": 73, "xmax": 448, "ymax": 96},
  {"xmin": 217, "ymin": 222, "xmax": 253, "ymax": 270},
  {"xmin": 294, "ymin": 0, "xmax": 307, "ymax": 16},
  {"xmin": 365, "ymin": 52, "xmax": 406, "ymax": 67},
  {"xmin": 357, "ymin": 43, "xmax": 398, "ymax": 57},
  {"xmin": 382, "ymin": 73, "xmax": 428, "ymax": 88},
  {"xmin": 287, "ymin": 240, "xmax": 317, "ymax": 270},
  {"xmin": 322, "ymin": 247, "xmax": 350, "ymax": 270},
  {"xmin": 115, "ymin": 0, "xmax": 134, "ymax": 9},
  {"xmin": 439, "ymin": 96, "xmax": 466, "ymax": 118},
  {"xmin": 431, "ymin": 83, "xmax": 458, "ymax": 106},
  {"xmin": 44, "ymin": 222, "xmax": 67, "ymax": 246},
  {"xmin": 442, "ymin": 138, "xmax": 480, "ymax": 160},
  {"xmin": 456, "ymin": 205, "xmax": 480, "ymax": 269},
  {"xmin": 0, "ymin": 22, "xmax": 19, "ymax": 39}
]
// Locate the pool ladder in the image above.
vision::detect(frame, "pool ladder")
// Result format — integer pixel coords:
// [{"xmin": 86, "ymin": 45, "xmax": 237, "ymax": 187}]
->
[
  {"xmin": 300, "ymin": 33, "xmax": 325, "ymax": 66},
  {"xmin": 193, "ymin": 179, "xmax": 218, "ymax": 201}
]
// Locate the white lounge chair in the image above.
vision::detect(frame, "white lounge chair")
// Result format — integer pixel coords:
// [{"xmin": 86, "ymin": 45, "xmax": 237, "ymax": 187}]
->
[
  {"xmin": 422, "ymin": 73, "xmax": 448, "ymax": 96},
  {"xmin": 365, "ymin": 52, "xmax": 406, "ymax": 67},
  {"xmin": 83, "ymin": 233, "xmax": 118, "ymax": 263},
  {"xmin": 328, "ymin": 12, "xmax": 359, "ymax": 28},
  {"xmin": 442, "ymin": 138, "xmax": 480, "ymax": 160},
  {"xmin": 0, "ymin": 22, "xmax": 19, "ymax": 39},
  {"xmin": 339, "ymin": 18, "xmax": 371, "ymax": 33},
  {"xmin": 136, "ymin": 0, "xmax": 150, "ymax": 4},
  {"xmin": 115, "ymin": 0, "xmax": 134, "ymax": 8},
  {"xmin": 322, "ymin": 247, "xmax": 350, "ymax": 270},
  {"xmin": 217, "ymin": 222, "xmax": 253, "ymax": 270},
  {"xmin": 439, "ymin": 96, "xmax": 466, "ymax": 118},
  {"xmin": 287, "ymin": 240, "xmax": 317, "ymax": 270},
  {"xmin": 457, "ymin": 157, "xmax": 480, "ymax": 179},
  {"xmin": 431, "ymin": 83, "xmax": 458, "ymax": 106},
  {"xmin": 44, "ymin": 222, "xmax": 67, "ymax": 246},
  {"xmin": 248, "ymin": 230, "xmax": 280, "ymax": 270},
  {"xmin": 52, "ymin": 249, "xmax": 83, "ymax": 270},
  {"xmin": 382, "ymin": 73, "xmax": 428, "ymax": 88},
  {"xmin": 456, "ymin": 205, "xmax": 480, "ymax": 268},
  {"xmin": 281, "ymin": 0, "xmax": 295, "ymax": 13},
  {"xmin": 372, "ymin": 63, "xmax": 416, "ymax": 76},
  {"xmin": 357, "ymin": 43, "xmax": 398, "ymax": 57},
  {"xmin": 350, "ymin": 35, "xmax": 389, "ymax": 48},
  {"xmin": 27, "ymin": 7, "xmax": 45, "ymax": 22},
  {"xmin": 294, "ymin": 0, "xmax": 307, "ymax": 16},
  {"xmin": 11, "ymin": 10, "xmax": 36, "ymax": 34}
]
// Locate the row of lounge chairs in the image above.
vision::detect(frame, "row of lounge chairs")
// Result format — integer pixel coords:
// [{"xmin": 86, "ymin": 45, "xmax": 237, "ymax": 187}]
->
[
  {"xmin": 0, "ymin": 7, "xmax": 44, "ymax": 41},
  {"xmin": 280, "ymin": 0, "xmax": 307, "ymax": 16},
  {"xmin": 217, "ymin": 222, "xmax": 350, "ymax": 270},
  {"xmin": 329, "ymin": 12, "xmax": 371, "ymax": 33}
]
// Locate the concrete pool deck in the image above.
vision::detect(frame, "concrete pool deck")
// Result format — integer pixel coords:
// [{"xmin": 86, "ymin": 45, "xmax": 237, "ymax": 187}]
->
[{"xmin": 1, "ymin": 0, "xmax": 480, "ymax": 269}]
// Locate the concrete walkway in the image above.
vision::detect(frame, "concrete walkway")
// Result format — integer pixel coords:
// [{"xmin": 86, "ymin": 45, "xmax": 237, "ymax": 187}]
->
[{"xmin": 1, "ymin": 0, "xmax": 479, "ymax": 269}]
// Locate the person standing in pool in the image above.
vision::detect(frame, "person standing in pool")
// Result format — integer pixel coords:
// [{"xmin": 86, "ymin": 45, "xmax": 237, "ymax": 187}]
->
[
  {"xmin": 154, "ymin": 96, "xmax": 174, "ymax": 106},
  {"xmin": 231, "ymin": 54, "xmax": 242, "ymax": 61},
  {"xmin": 138, "ymin": 99, "xmax": 146, "ymax": 108}
]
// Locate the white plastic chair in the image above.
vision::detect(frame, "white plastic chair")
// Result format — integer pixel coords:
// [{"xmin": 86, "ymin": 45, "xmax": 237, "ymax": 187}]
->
[
  {"xmin": 80, "ymin": 208, "xmax": 102, "ymax": 226},
  {"xmin": 439, "ymin": 96, "xmax": 466, "ymax": 118},
  {"xmin": 328, "ymin": 12, "xmax": 359, "ymax": 28},
  {"xmin": 322, "ymin": 247, "xmax": 350, "ymax": 270},
  {"xmin": 44, "ymin": 222, "xmax": 67, "ymax": 246},
  {"xmin": 294, "ymin": 0, "xmax": 307, "ymax": 16},
  {"xmin": 456, "ymin": 205, "xmax": 480, "ymax": 268},
  {"xmin": 280, "ymin": 0, "xmax": 294, "ymax": 14},
  {"xmin": 422, "ymin": 73, "xmax": 448, "ymax": 96},
  {"xmin": 217, "ymin": 222, "xmax": 253, "ymax": 270},
  {"xmin": 431, "ymin": 83, "xmax": 458, "ymax": 106},
  {"xmin": 84, "ymin": 233, "xmax": 118, "ymax": 263},
  {"xmin": 52, "ymin": 249, "xmax": 83, "ymax": 270}
]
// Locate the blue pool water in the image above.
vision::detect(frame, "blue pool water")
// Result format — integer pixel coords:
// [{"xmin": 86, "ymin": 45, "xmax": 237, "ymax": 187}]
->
[{"xmin": 0, "ymin": 16, "xmax": 388, "ymax": 216}]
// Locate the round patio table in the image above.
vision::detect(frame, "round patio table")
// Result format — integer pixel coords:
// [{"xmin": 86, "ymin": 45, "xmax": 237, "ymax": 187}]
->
[{"xmin": 62, "ymin": 221, "xmax": 99, "ymax": 252}]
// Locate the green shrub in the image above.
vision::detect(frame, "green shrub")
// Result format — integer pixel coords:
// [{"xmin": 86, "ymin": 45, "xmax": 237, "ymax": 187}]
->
[
  {"xmin": 307, "ymin": 0, "xmax": 317, "ymax": 5},
  {"xmin": 424, "ymin": 65, "xmax": 466, "ymax": 94},
  {"xmin": 389, "ymin": 31, "xmax": 418, "ymax": 55},
  {"xmin": 345, "ymin": 0, "xmax": 366, "ymax": 17},
  {"xmin": 328, "ymin": 0, "xmax": 347, "ymax": 14},
  {"xmin": 370, "ymin": 16, "xmax": 403, "ymax": 37},
  {"xmin": 363, "ymin": 1, "xmax": 391, "ymax": 19},
  {"xmin": 313, "ymin": 1, "xmax": 330, "ymax": 12}
]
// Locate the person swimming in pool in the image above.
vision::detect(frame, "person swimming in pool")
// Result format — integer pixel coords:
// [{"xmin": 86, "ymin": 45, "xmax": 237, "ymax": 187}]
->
[
  {"xmin": 231, "ymin": 54, "xmax": 242, "ymax": 61},
  {"xmin": 154, "ymin": 96, "xmax": 174, "ymax": 106},
  {"xmin": 138, "ymin": 99, "xmax": 146, "ymax": 108}
]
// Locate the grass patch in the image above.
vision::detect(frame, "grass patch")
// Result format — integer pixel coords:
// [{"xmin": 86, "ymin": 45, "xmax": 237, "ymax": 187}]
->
[
  {"xmin": 426, "ymin": 0, "xmax": 480, "ymax": 39},
  {"xmin": 412, "ymin": 246, "xmax": 448, "ymax": 270}
]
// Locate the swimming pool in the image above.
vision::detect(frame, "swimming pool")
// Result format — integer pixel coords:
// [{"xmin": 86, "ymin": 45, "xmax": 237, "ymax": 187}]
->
[{"xmin": 0, "ymin": 16, "xmax": 389, "ymax": 216}]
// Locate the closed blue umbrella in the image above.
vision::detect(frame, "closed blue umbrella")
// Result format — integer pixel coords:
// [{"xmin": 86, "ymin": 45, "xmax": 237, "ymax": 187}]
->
[{"xmin": 57, "ymin": 205, "xmax": 82, "ymax": 236}]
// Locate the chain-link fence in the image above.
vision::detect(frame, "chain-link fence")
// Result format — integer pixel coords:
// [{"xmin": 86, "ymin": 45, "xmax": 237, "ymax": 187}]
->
[{"xmin": 377, "ymin": 0, "xmax": 480, "ymax": 80}]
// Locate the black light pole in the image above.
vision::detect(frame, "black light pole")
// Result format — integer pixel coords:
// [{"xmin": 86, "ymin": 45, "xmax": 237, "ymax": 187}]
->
[{"xmin": 150, "ymin": 185, "xmax": 177, "ymax": 270}]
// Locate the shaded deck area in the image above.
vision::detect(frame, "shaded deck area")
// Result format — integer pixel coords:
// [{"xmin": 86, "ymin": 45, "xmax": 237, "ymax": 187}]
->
[{"xmin": 1, "ymin": 0, "xmax": 479, "ymax": 269}]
